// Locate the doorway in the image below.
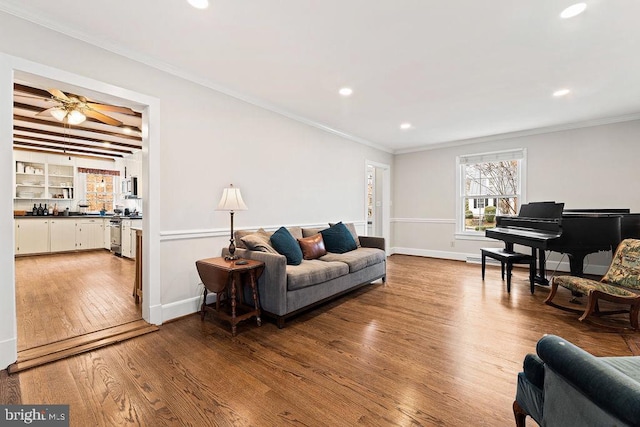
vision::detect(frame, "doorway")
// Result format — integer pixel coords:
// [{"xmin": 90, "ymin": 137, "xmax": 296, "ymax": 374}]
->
[
  {"xmin": 365, "ymin": 160, "xmax": 390, "ymax": 252},
  {"xmin": 12, "ymin": 75, "xmax": 145, "ymax": 353},
  {"xmin": 0, "ymin": 53, "xmax": 162, "ymax": 369}
]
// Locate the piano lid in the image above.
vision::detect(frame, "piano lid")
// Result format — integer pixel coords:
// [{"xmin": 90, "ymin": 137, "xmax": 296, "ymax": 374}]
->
[{"xmin": 518, "ymin": 202, "xmax": 564, "ymax": 219}]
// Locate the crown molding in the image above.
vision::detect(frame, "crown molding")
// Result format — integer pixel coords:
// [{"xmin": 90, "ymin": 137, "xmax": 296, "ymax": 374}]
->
[{"xmin": 394, "ymin": 112, "xmax": 640, "ymax": 154}]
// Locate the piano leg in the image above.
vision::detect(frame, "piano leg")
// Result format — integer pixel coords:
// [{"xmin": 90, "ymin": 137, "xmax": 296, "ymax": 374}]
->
[
  {"xmin": 534, "ymin": 248, "xmax": 549, "ymax": 286},
  {"xmin": 567, "ymin": 253, "xmax": 587, "ymax": 277}
]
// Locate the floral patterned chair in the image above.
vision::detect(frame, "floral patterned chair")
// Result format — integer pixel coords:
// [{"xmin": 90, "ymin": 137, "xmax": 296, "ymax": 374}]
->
[{"xmin": 545, "ymin": 238, "xmax": 640, "ymax": 329}]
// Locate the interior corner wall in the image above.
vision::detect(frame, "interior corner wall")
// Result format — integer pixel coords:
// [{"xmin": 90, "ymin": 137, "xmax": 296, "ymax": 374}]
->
[
  {"xmin": 392, "ymin": 119, "xmax": 640, "ymax": 274},
  {"xmin": 0, "ymin": 12, "xmax": 392, "ymax": 329}
]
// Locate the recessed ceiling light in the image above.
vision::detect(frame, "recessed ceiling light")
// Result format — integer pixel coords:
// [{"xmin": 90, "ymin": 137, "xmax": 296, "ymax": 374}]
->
[
  {"xmin": 553, "ymin": 89, "xmax": 571, "ymax": 97},
  {"xmin": 339, "ymin": 87, "xmax": 353, "ymax": 97},
  {"xmin": 400, "ymin": 123, "xmax": 412, "ymax": 130},
  {"xmin": 560, "ymin": 3, "xmax": 587, "ymax": 19},
  {"xmin": 188, "ymin": 0, "xmax": 209, "ymax": 9},
  {"xmin": 122, "ymin": 127, "xmax": 132, "ymax": 135}
]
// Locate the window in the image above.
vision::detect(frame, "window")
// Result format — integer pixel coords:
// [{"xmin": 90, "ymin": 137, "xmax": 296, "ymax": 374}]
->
[
  {"xmin": 456, "ymin": 149, "xmax": 526, "ymax": 235},
  {"xmin": 78, "ymin": 168, "xmax": 119, "ymax": 212}
]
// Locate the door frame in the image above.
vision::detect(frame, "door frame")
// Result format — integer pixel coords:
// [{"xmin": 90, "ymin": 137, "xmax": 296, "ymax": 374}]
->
[
  {"xmin": 364, "ymin": 160, "xmax": 391, "ymax": 253},
  {"xmin": 0, "ymin": 53, "xmax": 161, "ymax": 369}
]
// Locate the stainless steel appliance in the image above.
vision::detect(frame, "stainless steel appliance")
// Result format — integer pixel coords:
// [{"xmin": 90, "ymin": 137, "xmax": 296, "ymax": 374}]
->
[{"xmin": 110, "ymin": 216, "xmax": 122, "ymax": 255}]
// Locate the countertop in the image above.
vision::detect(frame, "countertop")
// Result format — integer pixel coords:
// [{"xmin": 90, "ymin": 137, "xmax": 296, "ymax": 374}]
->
[{"xmin": 14, "ymin": 214, "xmax": 143, "ymax": 219}]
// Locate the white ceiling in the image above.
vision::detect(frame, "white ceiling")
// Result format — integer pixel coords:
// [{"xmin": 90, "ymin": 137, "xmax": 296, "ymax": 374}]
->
[{"xmin": 2, "ymin": 0, "xmax": 640, "ymax": 153}]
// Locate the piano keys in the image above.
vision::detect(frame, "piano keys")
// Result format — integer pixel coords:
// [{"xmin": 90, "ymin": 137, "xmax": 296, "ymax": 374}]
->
[{"xmin": 485, "ymin": 202, "xmax": 640, "ymax": 284}]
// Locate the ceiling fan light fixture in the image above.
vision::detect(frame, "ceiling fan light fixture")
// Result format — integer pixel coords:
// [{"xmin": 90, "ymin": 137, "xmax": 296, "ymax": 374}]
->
[
  {"xmin": 67, "ymin": 109, "xmax": 87, "ymax": 125},
  {"xmin": 50, "ymin": 108, "xmax": 67, "ymax": 121}
]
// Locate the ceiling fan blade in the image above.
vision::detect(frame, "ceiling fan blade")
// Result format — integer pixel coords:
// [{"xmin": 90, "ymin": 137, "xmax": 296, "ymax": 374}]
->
[
  {"xmin": 86, "ymin": 102, "xmax": 136, "ymax": 115},
  {"xmin": 84, "ymin": 109, "xmax": 123, "ymax": 126},
  {"xmin": 35, "ymin": 107, "xmax": 59, "ymax": 117},
  {"xmin": 47, "ymin": 88, "xmax": 70, "ymax": 101}
]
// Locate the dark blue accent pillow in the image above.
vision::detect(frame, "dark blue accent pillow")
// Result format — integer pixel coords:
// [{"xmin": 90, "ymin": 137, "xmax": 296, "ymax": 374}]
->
[
  {"xmin": 320, "ymin": 222, "xmax": 357, "ymax": 254},
  {"xmin": 270, "ymin": 226, "xmax": 303, "ymax": 265}
]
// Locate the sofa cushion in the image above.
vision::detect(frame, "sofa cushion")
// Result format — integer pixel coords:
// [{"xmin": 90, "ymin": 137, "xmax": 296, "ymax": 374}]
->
[
  {"xmin": 329, "ymin": 222, "xmax": 361, "ymax": 248},
  {"xmin": 320, "ymin": 222, "xmax": 357, "ymax": 254},
  {"xmin": 298, "ymin": 233, "xmax": 327, "ymax": 260},
  {"xmin": 302, "ymin": 227, "xmax": 326, "ymax": 238},
  {"xmin": 271, "ymin": 227, "xmax": 303, "ymax": 265},
  {"xmin": 286, "ymin": 259, "xmax": 349, "ymax": 291},
  {"xmin": 320, "ymin": 247, "xmax": 385, "ymax": 273},
  {"xmin": 235, "ymin": 228, "xmax": 271, "ymax": 249},
  {"xmin": 241, "ymin": 232, "xmax": 278, "ymax": 254}
]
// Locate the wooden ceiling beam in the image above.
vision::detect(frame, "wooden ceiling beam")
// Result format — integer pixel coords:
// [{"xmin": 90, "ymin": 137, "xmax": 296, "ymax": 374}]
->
[
  {"xmin": 14, "ymin": 146, "xmax": 118, "ymax": 162},
  {"xmin": 13, "ymin": 113, "xmax": 142, "ymax": 141},
  {"xmin": 14, "ymin": 125, "xmax": 141, "ymax": 150},
  {"xmin": 14, "ymin": 141, "xmax": 124, "ymax": 159},
  {"xmin": 15, "ymin": 134, "xmax": 134, "ymax": 155}
]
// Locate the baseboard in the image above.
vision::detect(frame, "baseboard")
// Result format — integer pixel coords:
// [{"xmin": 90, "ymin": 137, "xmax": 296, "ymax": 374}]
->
[
  {"xmin": 391, "ymin": 247, "xmax": 609, "ymax": 276},
  {"xmin": 160, "ymin": 292, "xmax": 218, "ymax": 323},
  {"xmin": 0, "ymin": 336, "xmax": 17, "ymax": 370},
  {"xmin": 391, "ymin": 247, "xmax": 469, "ymax": 261}
]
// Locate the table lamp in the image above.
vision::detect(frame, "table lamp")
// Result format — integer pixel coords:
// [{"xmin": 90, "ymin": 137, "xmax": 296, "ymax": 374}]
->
[{"xmin": 216, "ymin": 184, "xmax": 248, "ymax": 260}]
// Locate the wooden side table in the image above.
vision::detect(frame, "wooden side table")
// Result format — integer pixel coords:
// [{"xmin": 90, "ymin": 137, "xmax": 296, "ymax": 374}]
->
[{"xmin": 195, "ymin": 257, "xmax": 264, "ymax": 336}]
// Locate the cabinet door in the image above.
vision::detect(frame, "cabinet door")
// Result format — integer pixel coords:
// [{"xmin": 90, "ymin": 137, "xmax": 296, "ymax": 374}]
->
[
  {"xmin": 130, "ymin": 220, "xmax": 142, "ymax": 259},
  {"xmin": 16, "ymin": 219, "xmax": 50, "ymax": 254},
  {"xmin": 50, "ymin": 219, "xmax": 76, "ymax": 252},
  {"xmin": 121, "ymin": 220, "xmax": 132, "ymax": 258},
  {"xmin": 76, "ymin": 219, "xmax": 102, "ymax": 250},
  {"xmin": 103, "ymin": 219, "xmax": 111, "ymax": 250}
]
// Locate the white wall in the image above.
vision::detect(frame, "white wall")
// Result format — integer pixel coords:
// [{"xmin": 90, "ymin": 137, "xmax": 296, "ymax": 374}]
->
[
  {"xmin": 0, "ymin": 12, "xmax": 392, "ymax": 368},
  {"xmin": 392, "ymin": 119, "xmax": 640, "ymax": 272}
]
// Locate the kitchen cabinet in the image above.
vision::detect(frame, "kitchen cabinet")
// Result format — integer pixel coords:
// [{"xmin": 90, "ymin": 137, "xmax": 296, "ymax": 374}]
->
[
  {"xmin": 14, "ymin": 161, "xmax": 74, "ymax": 201},
  {"xmin": 103, "ymin": 218, "xmax": 111, "ymax": 250},
  {"xmin": 50, "ymin": 219, "xmax": 76, "ymax": 252},
  {"xmin": 121, "ymin": 219, "xmax": 142, "ymax": 259},
  {"xmin": 15, "ymin": 219, "xmax": 50, "ymax": 254},
  {"xmin": 76, "ymin": 218, "xmax": 103, "ymax": 250}
]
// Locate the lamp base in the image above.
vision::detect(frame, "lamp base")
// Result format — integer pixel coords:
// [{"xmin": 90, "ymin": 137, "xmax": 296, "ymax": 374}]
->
[{"xmin": 224, "ymin": 254, "xmax": 240, "ymax": 261}]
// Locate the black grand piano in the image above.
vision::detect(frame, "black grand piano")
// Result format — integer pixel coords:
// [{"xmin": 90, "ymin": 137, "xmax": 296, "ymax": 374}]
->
[{"xmin": 485, "ymin": 201, "xmax": 640, "ymax": 284}]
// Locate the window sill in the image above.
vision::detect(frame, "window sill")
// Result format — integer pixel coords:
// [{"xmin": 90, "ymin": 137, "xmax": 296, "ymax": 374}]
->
[{"xmin": 454, "ymin": 232, "xmax": 495, "ymax": 242}]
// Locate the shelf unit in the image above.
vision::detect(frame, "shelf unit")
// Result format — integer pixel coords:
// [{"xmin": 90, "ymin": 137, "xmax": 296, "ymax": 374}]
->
[{"xmin": 14, "ymin": 161, "xmax": 75, "ymax": 201}]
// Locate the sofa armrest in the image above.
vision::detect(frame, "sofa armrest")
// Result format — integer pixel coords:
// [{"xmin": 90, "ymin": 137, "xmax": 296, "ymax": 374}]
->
[
  {"xmin": 359, "ymin": 235, "xmax": 385, "ymax": 251},
  {"xmin": 222, "ymin": 247, "xmax": 288, "ymax": 316},
  {"xmin": 537, "ymin": 334, "xmax": 640, "ymax": 426}
]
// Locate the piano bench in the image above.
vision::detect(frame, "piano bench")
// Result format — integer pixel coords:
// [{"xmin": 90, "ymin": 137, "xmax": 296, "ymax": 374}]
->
[{"xmin": 481, "ymin": 248, "xmax": 535, "ymax": 294}]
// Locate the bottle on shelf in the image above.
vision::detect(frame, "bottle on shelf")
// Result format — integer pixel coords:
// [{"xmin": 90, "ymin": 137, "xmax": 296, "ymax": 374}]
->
[
  {"xmin": 53, "ymin": 203, "xmax": 59, "ymax": 216},
  {"xmin": 32, "ymin": 204, "xmax": 37, "ymax": 216},
  {"xmin": 37, "ymin": 203, "xmax": 43, "ymax": 216}
]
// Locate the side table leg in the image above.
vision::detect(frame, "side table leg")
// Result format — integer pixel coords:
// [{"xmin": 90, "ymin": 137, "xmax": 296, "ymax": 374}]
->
[
  {"xmin": 201, "ymin": 288, "xmax": 208, "ymax": 320},
  {"xmin": 249, "ymin": 270, "xmax": 261, "ymax": 326},
  {"xmin": 230, "ymin": 274, "xmax": 237, "ymax": 336}
]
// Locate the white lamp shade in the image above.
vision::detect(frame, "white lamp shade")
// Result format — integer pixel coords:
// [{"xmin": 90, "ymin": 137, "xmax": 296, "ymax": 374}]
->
[
  {"xmin": 67, "ymin": 109, "xmax": 86, "ymax": 125},
  {"xmin": 50, "ymin": 108, "xmax": 67, "ymax": 121},
  {"xmin": 216, "ymin": 186, "xmax": 248, "ymax": 211}
]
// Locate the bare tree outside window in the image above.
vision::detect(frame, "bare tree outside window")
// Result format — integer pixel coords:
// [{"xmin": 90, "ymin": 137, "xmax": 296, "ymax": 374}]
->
[{"xmin": 464, "ymin": 160, "xmax": 519, "ymax": 232}]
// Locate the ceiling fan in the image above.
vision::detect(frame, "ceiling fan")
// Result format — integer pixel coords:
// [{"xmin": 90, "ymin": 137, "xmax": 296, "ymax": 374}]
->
[{"xmin": 34, "ymin": 88, "xmax": 137, "ymax": 127}]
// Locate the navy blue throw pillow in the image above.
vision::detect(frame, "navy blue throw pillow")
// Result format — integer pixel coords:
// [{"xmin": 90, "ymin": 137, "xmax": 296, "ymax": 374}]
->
[
  {"xmin": 320, "ymin": 222, "xmax": 357, "ymax": 254},
  {"xmin": 270, "ymin": 226, "xmax": 303, "ymax": 265}
]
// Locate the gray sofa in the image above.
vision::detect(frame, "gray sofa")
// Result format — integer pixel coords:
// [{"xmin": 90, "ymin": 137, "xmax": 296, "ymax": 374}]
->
[
  {"xmin": 223, "ymin": 226, "xmax": 386, "ymax": 328},
  {"xmin": 514, "ymin": 334, "xmax": 640, "ymax": 427}
]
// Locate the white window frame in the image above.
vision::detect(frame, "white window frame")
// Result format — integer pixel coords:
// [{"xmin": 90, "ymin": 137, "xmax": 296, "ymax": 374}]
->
[{"xmin": 455, "ymin": 148, "xmax": 527, "ymax": 240}]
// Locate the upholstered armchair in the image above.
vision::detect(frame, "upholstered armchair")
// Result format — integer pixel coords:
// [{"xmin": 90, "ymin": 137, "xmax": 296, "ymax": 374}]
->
[
  {"xmin": 545, "ymin": 238, "xmax": 640, "ymax": 329},
  {"xmin": 514, "ymin": 334, "xmax": 640, "ymax": 427}
]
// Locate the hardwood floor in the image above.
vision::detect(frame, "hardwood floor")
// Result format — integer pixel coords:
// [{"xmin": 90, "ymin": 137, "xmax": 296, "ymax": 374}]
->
[
  {"xmin": 3, "ymin": 255, "xmax": 636, "ymax": 426},
  {"xmin": 15, "ymin": 250, "xmax": 141, "ymax": 351}
]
